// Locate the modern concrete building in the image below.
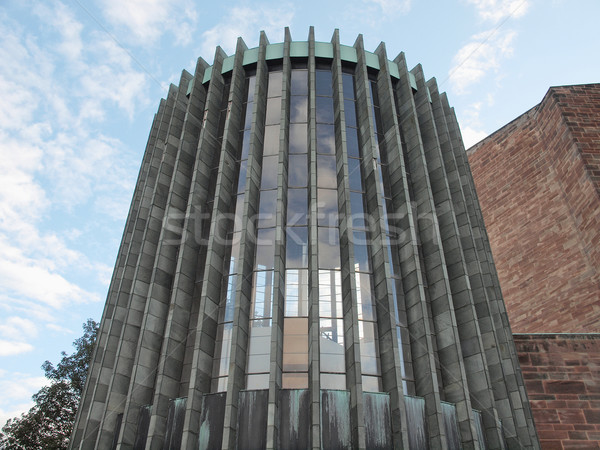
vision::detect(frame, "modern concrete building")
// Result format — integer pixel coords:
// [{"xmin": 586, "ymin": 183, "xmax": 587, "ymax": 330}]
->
[
  {"xmin": 468, "ymin": 84, "xmax": 600, "ymax": 449},
  {"xmin": 70, "ymin": 29, "xmax": 539, "ymax": 449}
]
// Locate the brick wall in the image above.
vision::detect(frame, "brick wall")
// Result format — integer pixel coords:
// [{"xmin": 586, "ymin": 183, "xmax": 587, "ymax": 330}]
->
[
  {"xmin": 467, "ymin": 84, "xmax": 600, "ymax": 333},
  {"xmin": 515, "ymin": 334, "xmax": 600, "ymax": 449}
]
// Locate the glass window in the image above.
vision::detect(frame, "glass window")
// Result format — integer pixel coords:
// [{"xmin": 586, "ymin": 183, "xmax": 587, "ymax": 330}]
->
[
  {"xmin": 255, "ymin": 228, "xmax": 275, "ymax": 270},
  {"xmin": 318, "ymin": 229, "xmax": 340, "ymax": 269},
  {"xmin": 282, "ymin": 372, "xmax": 308, "ymax": 389},
  {"xmin": 317, "ymin": 124, "xmax": 335, "ymax": 155},
  {"xmin": 257, "ymin": 190, "xmax": 277, "ymax": 228},
  {"xmin": 244, "ymin": 102, "xmax": 253, "ymax": 130},
  {"xmin": 362, "ymin": 375, "xmax": 382, "ymax": 393},
  {"xmin": 342, "ymin": 73, "xmax": 355, "ymax": 100},
  {"xmin": 213, "ymin": 322, "xmax": 232, "ymax": 377},
  {"xmin": 290, "ymin": 96, "xmax": 307, "ymax": 124},
  {"xmin": 315, "ymin": 70, "xmax": 332, "ymax": 97},
  {"xmin": 265, "ymin": 97, "xmax": 281, "ymax": 125},
  {"xmin": 350, "ymin": 192, "xmax": 366, "ymax": 230},
  {"xmin": 356, "ymin": 272, "xmax": 375, "ymax": 321},
  {"xmin": 237, "ymin": 160, "xmax": 248, "ymax": 194},
  {"xmin": 285, "ymin": 269, "xmax": 309, "ymax": 316},
  {"xmin": 246, "ymin": 373, "xmax": 269, "ymax": 390},
  {"xmin": 317, "ymin": 189, "xmax": 338, "ymax": 227},
  {"xmin": 288, "ymin": 154, "xmax": 308, "ymax": 188},
  {"xmin": 289, "ymin": 123, "xmax": 307, "ymax": 154},
  {"xmin": 223, "ymin": 275, "xmax": 236, "ymax": 322},
  {"xmin": 251, "ymin": 271, "xmax": 274, "ymax": 319},
  {"xmin": 240, "ymin": 129, "xmax": 251, "ymax": 160},
  {"xmin": 316, "ymin": 96, "xmax": 334, "ymax": 124},
  {"xmin": 320, "ymin": 319, "xmax": 345, "ymax": 373},
  {"xmin": 261, "ymin": 156, "xmax": 279, "ymax": 190},
  {"xmin": 320, "ymin": 373, "xmax": 346, "ymax": 390},
  {"xmin": 318, "ymin": 270, "xmax": 342, "ymax": 318},
  {"xmin": 211, "ymin": 376, "xmax": 228, "ymax": 393},
  {"xmin": 346, "ymin": 128, "xmax": 360, "ymax": 158},
  {"xmin": 344, "ymin": 99, "xmax": 357, "ymax": 127},
  {"xmin": 282, "ymin": 318, "xmax": 308, "ymax": 372},
  {"xmin": 233, "ymin": 194, "xmax": 244, "ymax": 231},
  {"xmin": 286, "ymin": 227, "xmax": 308, "ymax": 268},
  {"xmin": 291, "ymin": 70, "xmax": 308, "ymax": 96},
  {"xmin": 353, "ymin": 231, "xmax": 371, "ymax": 272},
  {"xmin": 287, "ymin": 188, "xmax": 307, "ymax": 226},
  {"xmin": 246, "ymin": 76, "xmax": 256, "ymax": 103},
  {"xmin": 267, "ymin": 71, "xmax": 283, "ymax": 97},
  {"xmin": 317, "ymin": 154, "xmax": 337, "ymax": 189},
  {"xmin": 263, "ymin": 125, "xmax": 279, "ymax": 156},
  {"xmin": 228, "ymin": 231, "xmax": 241, "ymax": 274},
  {"xmin": 347, "ymin": 157, "xmax": 363, "ymax": 192}
]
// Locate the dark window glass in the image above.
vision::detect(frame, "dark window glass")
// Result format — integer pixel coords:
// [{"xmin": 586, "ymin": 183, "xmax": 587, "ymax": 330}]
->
[
  {"xmin": 285, "ymin": 269, "xmax": 309, "ymax": 316},
  {"xmin": 290, "ymin": 96, "xmax": 307, "ymax": 123},
  {"xmin": 317, "ymin": 188, "xmax": 338, "ymax": 227},
  {"xmin": 261, "ymin": 156, "xmax": 278, "ymax": 190},
  {"xmin": 317, "ymin": 154, "xmax": 337, "ymax": 189},
  {"xmin": 240, "ymin": 129, "xmax": 251, "ymax": 160},
  {"xmin": 350, "ymin": 192, "xmax": 367, "ymax": 230},
  {"xmin": 244, "ymin": 102, "xmax": 253, "ymax": 130},
  {"xmin": 346, "ymin": 128, "xmax": 360, "ymax": 158},
  {"xmin": 287, "ymin": 188, "xmax": 307, "ymax": 226},
  {"xmin": 265, "ymin": 97, "xmax": 281, "ymax": 125},
  {"xmin": 291, "ymin": 70, "xmax": 308, "ymax": 96},
  {"xmin": 342, "ymin": 73, "xmax": 355, "ymax": 100},
  {"xmin": 288, "ymin": 154, "xmax": 307, "ymax": 188},
  {"xmin": 268, "ymin": 71, "xmax": 283, "ymax": 97},
  {"xmin": 316, "ymin": 96, "xmax": 334, "ymax": 124},
  {"xmin": 289, "ymin": 123, "xmax": 307, "ymax": 154},
  {"xmin": 286, "ymin": 227, "xmax": 308, "ymax": 268},
  {"xmin": 251, "ymin": 270, "xmax": 274, "ymax": 319},
  {"xmin": 347, "ymin": 157, "xmax": 363, "ymax": 192},
  {"xmin": 344, "ymin": 99, "xmax": 357, "ymax": 127},
  {"xmin": 255, "ymin": 228, "xmax": 275, "ymax": 270},
  {"xmin": 318, "ymin": 228, "xmax": 340, "ymax": 269},
  {"xmin": 317, "ymin": 124, "xmax": 335, "ymax": 155},
  {"xmin": 247, "ymin": 76, "xmax": 256, "ymax": 103},
  {"xmin": 315, "ymin": 70, "xmax": 332, "ymax": 96},
  {"xmin": 263, "ymin": 125, "xmax": 279, "ymax": 156},
  {"xmin": 257, "ymin": 190, "xmax": 277, "ymax": 228}
]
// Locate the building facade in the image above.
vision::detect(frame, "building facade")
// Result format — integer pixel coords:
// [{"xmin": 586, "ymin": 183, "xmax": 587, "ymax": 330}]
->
[
  {"xmin": 468, "ymin": 84, "xmax": 600, "ymax": 449},
  {"xmin": 70, "ymin": 29, "xmax": 539, "ymax": 449}
]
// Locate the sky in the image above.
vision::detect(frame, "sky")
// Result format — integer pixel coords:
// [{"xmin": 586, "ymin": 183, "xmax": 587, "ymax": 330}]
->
[{"xmin": 0, "ymin": 0, "xmax": 598, "ymax": 426}]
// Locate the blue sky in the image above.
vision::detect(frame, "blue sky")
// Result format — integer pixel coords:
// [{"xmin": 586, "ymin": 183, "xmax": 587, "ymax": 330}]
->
[{"xmin": 0, "ymin": 0, "xmax": 598, "ymax": 425}]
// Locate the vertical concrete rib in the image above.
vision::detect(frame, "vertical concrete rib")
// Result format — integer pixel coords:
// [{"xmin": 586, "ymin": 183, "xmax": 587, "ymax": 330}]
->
[
  {"xmin": 442, "ymin": 97, "xmax": 538, "ymax": 449},
  {"xmin": 371, "ymin": 41, "xmax": 411, "ymax": 450},
  {"xmin": 77, "ymin": 87, "xmax": 177, "ymax": 450},
  {"xmin": 393, "ymin": 52, "xmax": 447, "ymax": 450},
  {"xmin": 180, "ymin": 41, "xmax": 245, "ymax": 448},
  {"xmin": 70, "ymin": 101, "xmax": 166, "ymax": 450},
  {"xmin": 100, "ymin": 75, "xmax": 190, "ymax": 449},
  {"xmin": 331, "ymin": 29, "xmax": 367, "ymax": 450},
  {"xmin": 266, "ymin": 26, "xmax": 292, "ymax": 450},
  {"xmin": 427, "ymin": 78, "xmax": 505, "ymax": 449},
  {"xmin": 306, "ymin": 26, "xmax": 322, "ymax": 450},
  {"xmin": 221, "ymin": 32, "xmax": 270, "ymax": 450}
]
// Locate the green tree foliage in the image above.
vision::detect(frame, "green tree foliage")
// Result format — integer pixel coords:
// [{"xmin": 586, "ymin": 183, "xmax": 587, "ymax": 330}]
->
[{"xmin": 0, "ymin": 319, "xmax": 99, "ymax": 450}]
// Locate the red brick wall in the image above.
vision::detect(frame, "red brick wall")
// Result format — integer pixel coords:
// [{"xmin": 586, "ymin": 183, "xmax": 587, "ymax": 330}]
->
[
  {"xmin": 515, "ymin": 334, "xmax": 600, "ymax": 449},
  {"xmin": 467, "ymin": 84, "xmax": 600, "ymax": 333}
]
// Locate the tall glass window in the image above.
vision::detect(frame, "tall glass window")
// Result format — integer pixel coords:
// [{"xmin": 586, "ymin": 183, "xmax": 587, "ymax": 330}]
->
[
  {"xmin": 246, "ymin": 70, "xmax": 283, "ymax": 390},
  {"xmin": 369, "ymin": 78, "xmax": 414, "ymax": 394},
  {"xmin": 283, "ymin": 68, "xmax": 309, "ymax": 389}
]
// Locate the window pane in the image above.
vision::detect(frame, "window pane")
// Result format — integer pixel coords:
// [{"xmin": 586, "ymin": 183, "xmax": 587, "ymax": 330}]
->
[
  {"xmin": 316, "ymin": 96, "xmax": 334, "ymax": 124},
  {"xmin": 246, "ymin": 373, "xmax": 269, "ymax": 390},
  {"xmin": 319, "ymin": 270, "xmax": 342, "ymax": 318},
  {"xmin": 362, "ymin": 375, "xmax": 382, "ymax": 393},
  {"xmin": 263, "ymin": 125, "xmax": 279, "ymax": 156},
  {"xmin": 342, "ymin": 73, "xmax": 355, "ymax": 100},
  {"xmin": 244, "ymin": 101, "xmax": 253, "ymax": 130},
  {"xmin": 359, "ymin": 321, "xmax": 379, "ymax": 359},
  {"xmin": 318, "ymin": 229, "xmax": 340, "ymax": 269},
  {"xmin": 228, "ymin": 231, "xmax": 241, "ymax": 274},
  {"xmin": 285, "ymin": 269, "xmax": 308, "ymax": 316},
  {"xmin": 315, "ymin": 70, "xmax": 332, "ymax": 96},
  {"xmin": 320, "ymin": 373, "xmax": 346, "ymax": 390},
  {"xmin": 260, "ymin": 156, "xmax": 279, "ymax": 190},
  {"xmin": 289, "ymin": 123, "xmax": 307, "ymax": 154},
  {"xmin": 290, "ymin": 96, "xmax": 307, "ymax": 123},
  {"xmin": 265, "ymin": 97, "xmax": 281, "ymax": 125},
  {"xmin": 247, "ymin": 76, "xmax": 256, "ymax": 103},
  {"xmin": 344, "ymin": 99, "xmax": 357, "ymax": 127},
  {"xmin": 353, "ymin": 231, "xmax": 371, "ymax": 272},
  {"xmin": 317, "ymin": 154, "xmax": 337, "ymax": 189},
  {"xmin": 286, "ymin": 227, "xmax": 308, "ymax": 268},
  {"xmin": 257, "ymin": 190, "xmax": 277, "ymax": 228},
  {"xmin": 356, "ymin": 273, "xmax": 375, "ymax": 321},
  {"xmin": 350, "ymin": 192, "xmax": 366, "ymax": 229},
  {"xmin": 251, "ymin": 271, "xmax": 274, "ymax": 319},
  {"xmin": 255, "ymin": 228, "xmax": 275, "ymax": 270},
  {"xmin": 347, "ymin": 157, "xmax": 363, "ymax": 192},
  {"xmin": 283, "ymin": 317, "xmax": 308, "ymax": 372},
  {"xmin": 237, "ymin": 160, "xmax": 248, "ymax": 194},
  {"xmin": 240, "ymin": 129, "xmax": 250, "ymax": 160},
  {"xmin": 233, "ymin": 194, "xmax": 244, "ymax": 232},
  {"xmin": 291, "ymin": 70, "xmax": 308, "ymax": 96},
  {"xmin": 288, "ymin": 154, "xmax": 308, "ymax": 187},
  {"xmin": 346, "ymin": 128, "xmax": 360, "ymax": 158},
  {"xmin": 317, "ymin": 189, "xmax": 338, "ymax": 227},
  {"xmin": 211, "ymin": 376, "xmax": 228, "ymax": 393},
  {"xmin": 282, "ymin": 372, "xmax": 308, "ymax": 389},
  {"xmin": 317, "ymin": 124, "xmax": 335, "ymax": 155},
  {"xmin": 287, "ymin": 188, "xmax": 307, "ymax": 226},
  {"xmin": 268, "ymin": 71, "xmax": 283, "ymax": 97},
  {"xmin": 223, "ymin": 275, "xmax": 236, "ymax": 322}
]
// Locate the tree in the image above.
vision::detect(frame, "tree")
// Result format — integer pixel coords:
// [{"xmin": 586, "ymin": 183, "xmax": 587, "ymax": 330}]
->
[{"xmin": 0, "ymin": 319, "xmax": 99, "ymax": 450}]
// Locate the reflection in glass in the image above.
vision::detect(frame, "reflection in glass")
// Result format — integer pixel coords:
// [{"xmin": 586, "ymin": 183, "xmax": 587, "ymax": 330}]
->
[
  {"xmin": 237, "ymin": 160, "xmax": 248, "ymax": 194},
  {"xmin": 286, "ymin": 227, "xmax": 308, "ymax": 268},
  {"xmin": 282, "ymin": 373, "xmax": 308, "ymax": 389},
  {"xmin": 223, "ymin": 275, "xmax": 236, "ymax": 322},
  {"xmin": 267, "ymin": 71, "xmax": 283, "ymax": 97},
  {"xmin": 344, "ymin": 99, "xmax": 357, "ymax": 127},
  {"xmin": 240, "ymin": 129, "xmax": 251, "ymax": 160},
  {"xmin": 288, "ymin": 154, "xmax": 308, "ymax": 187},
  {"xmin": 353, "ymin": 231, "xmax": 371, "ymax": 272},
  {"xmin": 285, "ymin": 269, "xmax": 309, "ymax": 316},
  {"xmin": 315, "ymin": 70, "xmax": 332, "ymax": 96},
  {"xmin": 350, "ymin": 192, "xmax": 366, "ymax": 229},
  {"xmin": 251, "ymin": 271, "xmax": 274, "ymax": 319},
  {"xmin": 265, "ymin": 97, "xmax": 281, "ymax": 125},
  {"xmin": 320, "ymin": 373, "xmax": 346, "ymax": 390},
  {"xmin": 317, "ymin": 124, "xmax": 335, "ymax": 155},
  {"xmin": 318, "ymin": 270, "xmax": 342, "ymax": 318},
  {"xmin": 290, "ymin": 97, "xmax": 307, "ymax": 124},
  {"xmin": 246, "ymin": 373, "xmax": 269, "ymax": 390},
  {"xmin": 247, "ymin": 76, "xmax": 256, "ymax": 103},
  {"xmin": 228, "ymin": 231, "xmax": 241, "ymax": 274},
  {"xmin": 317, "ymin": 155, "xmax": 337, "ymax": 189},
  {"xmin": 362, "ymin": 375, "xmax": 382, "ymax": 393},
  {"xmin": 316, "ymin": 97, "xmax": 334, "ymax": 124},
  {"xmin": 257, "ymin": 190, "xmax": 277, "ymax": 228},
  {"xmin": 261, "ymin": 156, "xmax": 279, "ymax": 190},
  {"xmin": 346, "ymin": 128, "xmax": 360, "ymax": 158},
  {"xmin": 289, "ymin": 123, "xmax": 307, "ymax": 153},
  {"xmin": 255, "ymin": 228, "xmax": 275, "ymax": 270},
  {"xmin": 318, "ymin": 228, "xmax": 340, "ymax": 269},
  {"xmin": 355, "ymin": 272, "xmax": 375, "ymax": 321},
  {"xmin": 213, "ymin": 322, "xmax": 233, "ymax": 377},
  {"xmin": 263, "ymin": 125, "xmax": 280, "ymax": 156},
  {"xmin": 291, "ymin": 70, "xmax": 308, "ymax": 96},
  {"xmin": 287, "ymin": 189, "xmax": 307, "ymax": 226},
  {"xmin": 348, "ymin": 158, "xmax": 363, "ymax": 192},
  {"xmin": 282, "ymin": 317, "xmax": 308, "ymax": 372},
  {"xmin": 317, "ymin": 189, "xmax": 338, "ymax": 227},
  {"xmin": 342, "ymin": 73, "xmax": 355, "ymax": 99}
]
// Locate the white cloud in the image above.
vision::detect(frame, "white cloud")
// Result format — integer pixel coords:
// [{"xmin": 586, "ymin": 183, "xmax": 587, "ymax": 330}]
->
[
  {"xmin": 200, "ymin": 3, "xmax": 294, "ymax": 59},
  {"xmin": 448, "ymin": 28, "xmax": 517, "ymax": 95},
  {"xmin": 0, "ymin": 373, "xmax": 47, "ymax": 425},
  {"xmin": 464, "ymin": 0, "xmax": 530, "ymax": 22},
  {"xmin": 99, "ymin": 0, "xmax": 198, "ymax": 45},
  {"xmin": 0, "ymin": 341, "xmax": 34, "ymax": 357},
  {"xmin": 461, "ymin": 126, "xmax": 490, "ymax": 148},
  {"xmin": 365, "ymin": 0, "xmax": 412, "ymax": 16},
  {"xmin": 0, "ymin": 317, "xmax": 39, "ymax": 340}
]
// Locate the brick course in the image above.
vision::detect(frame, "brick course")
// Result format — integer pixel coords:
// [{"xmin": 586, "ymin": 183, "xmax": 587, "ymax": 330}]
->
[
  {"xmin": 515, "ymin": 334, "xmax": 600, "ymax": 449},
  {"xmin": 467, "ymin": 84, "xmax": 600, "ymax": 333}
]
